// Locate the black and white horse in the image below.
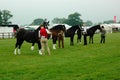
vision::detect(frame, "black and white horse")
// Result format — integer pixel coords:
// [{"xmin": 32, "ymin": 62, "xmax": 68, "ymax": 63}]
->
[
  {"xmin": 14, "ymin": 21, "xmax": 50, "ymax": 55},
  {"xmin": 14, "ymin": 26, "xmax": 41, "ymax": 55}
]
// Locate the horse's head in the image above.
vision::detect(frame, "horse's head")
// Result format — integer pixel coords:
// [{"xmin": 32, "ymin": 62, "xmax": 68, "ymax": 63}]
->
[
  {"xmin": 43, "ymin": 21, "xmax": 49, "ymax": 29},
  {"xmin": 72, "ymin": 25, "xmax": 83, "ymax": 31},
  {"xmin": 61, "ymin": 25, "xmax": 66, "ymax": 32},
  {"xmin": 89, "ymin": 25, "xmax": 102, "ymax": 32},
  {"xmin": 97, "ymin": 25, "xmax": 103, "ymax": 32},
  {"xmin": 50, "ymin": 24, "xmax": 66, "ymax": 32}
]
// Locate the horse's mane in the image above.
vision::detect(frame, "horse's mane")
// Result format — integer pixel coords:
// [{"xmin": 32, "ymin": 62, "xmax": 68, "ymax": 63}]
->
[
  {"xmin": 36, "ymin": 26, "xmax": 41, "ymax": 31},
  {"xmin": 50, "ymin": 25, "xmax": 64, "ymax": 30},
  {"xmin": 67, "ymin": 25, "xmax": 80, "ymax": 30},
  {"xmin": 88, "ymin": 25, "xmax": 100, "ymax": 30}
]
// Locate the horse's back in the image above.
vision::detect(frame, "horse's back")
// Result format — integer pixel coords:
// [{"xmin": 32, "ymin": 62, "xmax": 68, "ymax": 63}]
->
[{"xmin": 16, "ymin": 29, "xmax": 38, "ymax": 43}]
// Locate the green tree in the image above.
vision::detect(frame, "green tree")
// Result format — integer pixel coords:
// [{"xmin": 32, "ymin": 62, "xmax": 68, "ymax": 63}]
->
[
  {"xmin": 51, "ymin": 12, "xmax": 83, "ymax": 26},
  {"xmin": 30, "ymin": 18, "xmax": 44, "ymax": 25},
  {"xmin": 52, "ymin": 17, "xmax": 66, "ymax": 24},
  {"xmin": 103, "ymin": 20, "xmax": 114, "ymax": 24},
  {"xmin": 85, "ymin": 20, "xmax": 93, "ymax": 26},
  {"xmin": 0, "ymin": 10, "xmax": 2, "ymax": 24},
  {"xmin": 66, "ymin": 12, "xmax": 83, "ymax": 26},
  {"xmin": 1, "ymin": 10, "xmax": 13, "ymax": 25}
]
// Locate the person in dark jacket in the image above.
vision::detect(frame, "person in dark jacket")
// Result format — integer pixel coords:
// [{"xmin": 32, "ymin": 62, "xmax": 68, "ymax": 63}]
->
[{"xmin": 100, "ymin": 26, "xmax": 106, "ymax": 43}]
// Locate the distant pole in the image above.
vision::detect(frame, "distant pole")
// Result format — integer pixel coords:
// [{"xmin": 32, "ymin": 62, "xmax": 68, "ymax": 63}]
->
[{"xmin": 114, "ymin": 16, "xmax": 116, "ymax": 23}]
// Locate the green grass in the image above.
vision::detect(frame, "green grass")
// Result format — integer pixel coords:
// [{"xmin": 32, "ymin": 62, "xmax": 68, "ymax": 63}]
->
[{"xmin": 0, "ymin": 33, "xmax": 120, "ymax": 80}]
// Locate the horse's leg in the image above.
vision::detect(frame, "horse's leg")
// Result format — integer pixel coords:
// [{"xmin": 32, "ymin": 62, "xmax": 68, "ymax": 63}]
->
[
  {"xmin": 14, "ymin": 38, "xmax": 21, "ymax": 55},
  {"xmin": 89, "ymin": 36, "xmax": 91, "ymax": 44},
  {"xmin": 77, "ymin": 35, "xmax": 80, "ymax": 43},
  {"xmin": 53, "ymin": 37, "xmax": 57, "ymax": 49},
  {"xmin": 84, "ymin": 35, "xmax": 87, "ymax": 45},
  {"xmin": 58, "ymin": 37, "xmax": 60, "ymax": 48},
  {"xmin": 62, "ymin": 38, "xmax": 64, "ymax": 48},
  {"xmin": 70, "ymin": 36, "xmax": 74, "ymax": 46},
  {"xmin": 31, "ymin": 43, "xmax": 35, "ymax": 50},
  {"xmin": 80, "ymin": 34, "xmax": 82, "ymax": 44},
  {"xmin": 14, "ymin": 42, "xmax": 18, "ymax": 55},
  {"xmin": 77, "ymin": 35, "xmax": 82, "ymax": 44},
  {"xmin": 80, "ymin": 36, "xmax": 82, "ymax": 44},
  {"xmin": 89, "ymin": 35, "xmax": 93, "ymax": 44},
  {"xmin": 17, "ymin": 40, "xmax": 24, "ymax": 54},
  {"xmin": 77, "ymin": 31, "xmax": 82, "ymax": 44},
  {"xmin": 92, "ymin": 37, "xmax": 93, "ymax": 44},
  {"xmin": 37, "ymin": 41, "xmax": 42, "ymax": 55}
]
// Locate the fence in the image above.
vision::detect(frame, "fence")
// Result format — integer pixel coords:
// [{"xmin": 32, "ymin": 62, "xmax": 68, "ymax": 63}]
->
[{"xmin": 0, "ymin": 32, "xmax": 15, "ymax": 39}]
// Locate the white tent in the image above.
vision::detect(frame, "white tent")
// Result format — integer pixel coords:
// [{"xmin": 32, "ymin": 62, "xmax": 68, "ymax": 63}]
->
[
  {"xmin": 110, "ymin": 23, "xmax": 120, "ymax": 29},
  {"xmin": 101, "ymin": 24, "xmax": 112, "ymax": 33},
  {"xmin": 25, "ymin": 25, "xmax": 39, "ymax": 29},
  {"xmin": 101, "ymin": 23, "xmax": 120, "ymax": 33},
  {"xmin": 48, "ymin": 24, "xmax": 71, "ymax": 30}
]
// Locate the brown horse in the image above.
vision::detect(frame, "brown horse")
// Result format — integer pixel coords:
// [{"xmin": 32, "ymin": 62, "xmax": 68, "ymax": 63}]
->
[{"xmin": 49, "ymin": 24, "xmax": 66, "ymax": 49}]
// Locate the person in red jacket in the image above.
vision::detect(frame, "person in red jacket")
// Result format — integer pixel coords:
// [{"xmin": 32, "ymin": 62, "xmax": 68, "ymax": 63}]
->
[{"xmin": 39, "ymin": 25, "xmax": 51, "ymax": 55}]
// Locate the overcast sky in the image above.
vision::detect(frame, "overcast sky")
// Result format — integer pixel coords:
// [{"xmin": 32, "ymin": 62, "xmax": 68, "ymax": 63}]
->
[{"xmin": 0, "ymin": 0, "xmax": 120, "ymax": 25}]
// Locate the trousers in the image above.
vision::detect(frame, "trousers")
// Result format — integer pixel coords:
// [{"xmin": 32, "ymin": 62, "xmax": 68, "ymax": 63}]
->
[{"xmin": 40, "ymin": 37, "xmax": 51, "ymax": 55}]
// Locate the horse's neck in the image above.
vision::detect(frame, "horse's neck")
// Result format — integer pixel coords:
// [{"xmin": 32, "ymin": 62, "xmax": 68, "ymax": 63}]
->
[
  {"xmin": 36, "ymin": 27, "xmax": 40, "ymax": 32},
  {"xmin": 90, "ymin": 27, "xmax": 98, "ymax": 33},
  {"xmin": 71, "ymin": 27, "xmax": 78, "ymax": 32}
]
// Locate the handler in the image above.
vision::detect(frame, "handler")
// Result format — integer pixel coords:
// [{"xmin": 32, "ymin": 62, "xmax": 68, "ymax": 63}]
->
[{"xmin": 39, "ymin": 25, "xmax": 52, "ymax": 55}]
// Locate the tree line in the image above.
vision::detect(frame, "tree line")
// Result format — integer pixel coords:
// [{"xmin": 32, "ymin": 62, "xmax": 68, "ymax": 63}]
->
[
  {"xmin": 0, "ymin": 10, "xmax": 13, "ymax": 25},
  {"xmin": 0, "ymin": 10, "xmax": 119, "ymax": 27}
]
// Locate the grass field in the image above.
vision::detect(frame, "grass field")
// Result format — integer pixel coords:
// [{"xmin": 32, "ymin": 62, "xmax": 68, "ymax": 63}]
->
[{"xmin": 0, "ymin": 33, "xmax": 120, "ymax": 80}]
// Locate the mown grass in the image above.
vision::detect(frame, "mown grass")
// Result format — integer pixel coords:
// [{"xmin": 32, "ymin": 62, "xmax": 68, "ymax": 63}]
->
[{"xmin": 0, "ymin": 33, "xmax": 120, "ymax": 80}]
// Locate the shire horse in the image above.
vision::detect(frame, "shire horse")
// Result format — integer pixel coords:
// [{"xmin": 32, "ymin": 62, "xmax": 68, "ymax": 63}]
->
[
  {"xmin": 65, "ymin": 25, "xmax": 82, "ymax": 45},
  {"xmin": 83, "ymin": 25, "xmax": 102, "ymax": 45},
  {"xmin": 49, "ymin": 25, "xmax": 66, "ymax": 49},
  {"xmin": 14, "ymin": 26, "xmax": 41, "ymax": 55}
]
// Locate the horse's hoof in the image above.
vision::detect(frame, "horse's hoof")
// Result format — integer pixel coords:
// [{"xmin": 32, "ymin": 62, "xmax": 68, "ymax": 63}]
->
[
  {"xmin": 18, "ymin": 49, "xmax": 21, "ymax": 55},
  {"xmin": 53, "ymin": 47, "xmax": 56, "ymax": 50},
  {"xmin": 31, "ymin": 46, "xmax": 34, "ymax": 50},
  {"xmin": 14, "ymin": 49, "xmax": 17, "ymax": 55},
  {"xmin": 39, "ymin": 50, "xmax": 42, "ymax": 55}
]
